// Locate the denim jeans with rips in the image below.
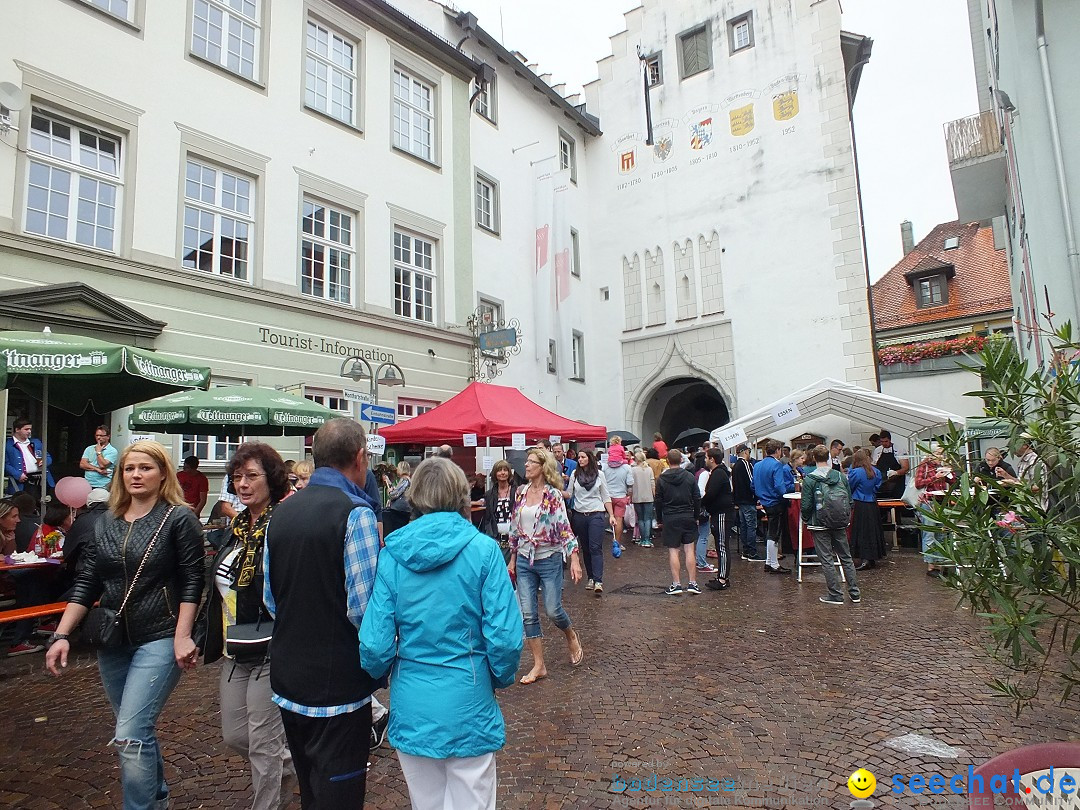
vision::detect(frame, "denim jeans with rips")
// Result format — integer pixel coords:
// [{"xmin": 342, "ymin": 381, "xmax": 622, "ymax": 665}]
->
[
  {"xmin": 97, "ymin": 636, "xmax": 183, "ymax": 810},
  {"xmin": 516, "ymin": 553, "xmax": 572, "ymax": 639}
]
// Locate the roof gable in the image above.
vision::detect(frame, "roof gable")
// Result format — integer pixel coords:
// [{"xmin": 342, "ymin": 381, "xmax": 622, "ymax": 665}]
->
[
  {"xmin": 0, "ymin": 282, "xmax": 165, "ymax": 341},
  {"xmin": 871, "ymin": 221, "xmax": 1011, "ymax": 332}
]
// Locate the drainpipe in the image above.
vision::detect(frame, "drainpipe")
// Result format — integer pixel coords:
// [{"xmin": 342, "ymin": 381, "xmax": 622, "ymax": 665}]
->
[
  {"xmin": 1035, "ymin": 0, "xmax": 1080, "ymax": 313},
  {"xmin": 845, "ymin": 37, "xmax": 880, "ymax": 391}
]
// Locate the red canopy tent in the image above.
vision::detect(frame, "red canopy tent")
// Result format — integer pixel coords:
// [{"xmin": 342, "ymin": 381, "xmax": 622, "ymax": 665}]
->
[{"xmin": 377, "ymin": 382, "xmax": 607, "ymax": 445}]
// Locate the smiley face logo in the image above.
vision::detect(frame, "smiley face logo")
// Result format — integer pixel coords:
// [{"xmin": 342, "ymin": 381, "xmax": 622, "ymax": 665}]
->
[{"xmin": 848, "ymin": 768, "xmax": 877, "ymax": 798}]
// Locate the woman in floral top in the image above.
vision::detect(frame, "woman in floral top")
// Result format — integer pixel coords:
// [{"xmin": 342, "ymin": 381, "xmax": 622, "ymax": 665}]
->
[{"xmin": 507, "ymin": 447, "xmax": 583, "ymax": 684}]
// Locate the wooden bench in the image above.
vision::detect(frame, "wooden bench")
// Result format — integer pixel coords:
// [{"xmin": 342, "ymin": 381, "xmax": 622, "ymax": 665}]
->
[{"xmin": 0, "ymin": 601, "xmax": 68, "ymax": 624}]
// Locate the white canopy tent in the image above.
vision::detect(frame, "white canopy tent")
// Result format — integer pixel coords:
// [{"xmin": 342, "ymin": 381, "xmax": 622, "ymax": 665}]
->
[{"xmin": 711, "ymin": 378, "xmax": 966, "ymax": 450}]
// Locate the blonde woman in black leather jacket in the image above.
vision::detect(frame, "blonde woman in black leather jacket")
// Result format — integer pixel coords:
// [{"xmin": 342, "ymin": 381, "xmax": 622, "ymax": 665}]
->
[{"xmin": 46, "ymin": 440, "xmax": 203, "ymax": 810}]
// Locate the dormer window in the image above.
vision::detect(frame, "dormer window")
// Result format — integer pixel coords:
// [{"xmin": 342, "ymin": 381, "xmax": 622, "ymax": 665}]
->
[{"xmin": 917, "ymin": 274, "xmax": 948, "ymax": 308}]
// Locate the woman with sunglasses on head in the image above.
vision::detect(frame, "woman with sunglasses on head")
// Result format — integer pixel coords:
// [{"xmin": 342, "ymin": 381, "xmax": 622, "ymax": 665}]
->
[
  {"xmin": 202, "ymin": 442, "xmax": 296, "ymax": 810},
  {"xmin": 507, "ymin": 447, "xmax": 583, "ymax": 685},
  {"xmin": 45, "ymin": 441, "xmax": 204, "ymax": 810}
]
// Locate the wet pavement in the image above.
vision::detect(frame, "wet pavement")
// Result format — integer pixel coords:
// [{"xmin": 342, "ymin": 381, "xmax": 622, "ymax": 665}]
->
[{"xmin": 1, "ymin": 539, "xmax": 1075, "ymax": 809}]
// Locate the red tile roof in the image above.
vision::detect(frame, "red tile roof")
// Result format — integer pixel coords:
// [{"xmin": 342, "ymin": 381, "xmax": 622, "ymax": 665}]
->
[{"xmin": 872, "ymin": 221, "xmax": 1011, "ymax": 332}]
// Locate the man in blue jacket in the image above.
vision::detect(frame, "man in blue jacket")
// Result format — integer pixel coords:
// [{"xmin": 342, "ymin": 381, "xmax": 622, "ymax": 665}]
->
[
  {"xmin": 754, "ymin": 439, "xmax": 793, "ymax": 574},
  {"xmin": 5, "ymin": 418, "xmax": 54, "ymax": 497}
]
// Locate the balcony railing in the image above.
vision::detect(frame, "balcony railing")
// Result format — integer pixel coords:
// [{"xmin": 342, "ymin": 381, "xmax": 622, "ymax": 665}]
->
[{"xmin": 945, "ymin": 110, "xmax": 1003, "ymax": 164}]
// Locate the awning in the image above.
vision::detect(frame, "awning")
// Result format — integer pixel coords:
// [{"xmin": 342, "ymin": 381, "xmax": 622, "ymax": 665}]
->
[{"xmin": 377, "ymin": 381, "xmax": 607, "ymax": 445}]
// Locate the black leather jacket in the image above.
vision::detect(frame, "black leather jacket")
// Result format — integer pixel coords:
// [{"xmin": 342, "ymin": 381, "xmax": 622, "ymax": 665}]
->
[{"xmin": 69, "ymin": 500, "xmax": 205, "ymax": 646}]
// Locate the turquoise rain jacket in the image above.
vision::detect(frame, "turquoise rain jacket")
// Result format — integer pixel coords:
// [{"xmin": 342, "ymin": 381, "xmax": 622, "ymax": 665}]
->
[{"xmin": 359, "ymin": 511, "xmax": 524, "ymax": 759}]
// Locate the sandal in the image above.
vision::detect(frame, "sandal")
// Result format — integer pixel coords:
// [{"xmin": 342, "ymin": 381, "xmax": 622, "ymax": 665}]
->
[
  {"xmin": 569, "ymin": 637, "xmax": 584, "ymax": 667},
  {"xmin": 519, "ymin": 671, "xmax": 547, "ymax": 685}
]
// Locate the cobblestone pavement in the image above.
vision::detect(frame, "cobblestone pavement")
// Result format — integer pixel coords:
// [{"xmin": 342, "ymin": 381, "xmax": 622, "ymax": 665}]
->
[{"xmin": 1, "ymin": 541, "xmax": 1075, "ymax": 809}]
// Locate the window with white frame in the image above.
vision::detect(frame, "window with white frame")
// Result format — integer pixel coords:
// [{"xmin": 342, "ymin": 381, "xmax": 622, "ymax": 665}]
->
[
  {"xmin": 473, "ymin": 74, "xmax": 496, "ymax": 123},
  {"xmin": 393, "ymin": 228, "xmax": 435, "ymax": 323},
  {"xmin": 645, "ymin": 54, "xmax": 663, "ymax": 87},
  {"xmin": 183, "ymin": 158, "xmax": 254, "ymax": 281},
  {"xmin": 83, "ymin": 0, "xmax": 132, "ymax": 21},
  {"xmin": 397, "ymin": 398, "xmax": 438, "ymax": 421},
  {"xmin": 181, "ymin": 377, "xmax": 247, "ymax": 464},
  {"xmin": 305, "ymin": 20, "xmax": 357, "ymax": 125},
  {"xmin": 916, "ymin": 275, "xmax": 948, "ymax": 308},
  {"xmin": 571, "ymin": 331, "xmax": 585, "ymax": 380},
  {"xmin": 558, "ymin": 130, "xmax": 576, "ymax": 181},
  {"xmin": 477, "ymin": 297, "xmax": 503, "ymax": 358},
  {"xmin": 570, "ymin": 227, "xmax": 581, "ymax": 278},
  {"xmin": 301, "ymin": 198, "xmax": 354, "ymax": 304},
  {"xmin": 678, "ymin": 23, "xmax": 712, "ymax": 77},
  {"xmin": 191, "ymin": 0, "xmax": 260, "ymax": 81},
  {"xmin": 729, "ymin": 13, "xmax": 754, "ymax": 52},
  {"xmin": 475, "ymin": 172, "xmax": 498, "ymax": 234},
  {"xmin": 304, "ymin": 391, "xmax": 352, "ymax": 413},
  {"xmin": 25, "ymin": 109, "xmax": 122, "ymax": 252},
  {"xmin": 393, "ymin": 67, "xmax": 435, "ymax": 162}
]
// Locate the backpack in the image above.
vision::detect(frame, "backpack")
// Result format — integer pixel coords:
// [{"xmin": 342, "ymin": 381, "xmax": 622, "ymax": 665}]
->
[{"xmin": 814, "ymin": 474, "xmax": 851, "ymax": 529}]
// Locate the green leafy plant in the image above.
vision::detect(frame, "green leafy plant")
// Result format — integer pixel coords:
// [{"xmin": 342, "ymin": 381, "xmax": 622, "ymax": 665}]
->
[{"xmin": 925, "ymin": 324, "xmax": 1079, "ymax": 715}]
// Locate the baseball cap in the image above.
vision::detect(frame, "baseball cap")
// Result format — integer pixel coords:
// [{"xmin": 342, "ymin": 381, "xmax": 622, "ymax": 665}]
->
[{"xmin": 86, "ymin": 488, "xmax": 110, "ymax": 506}]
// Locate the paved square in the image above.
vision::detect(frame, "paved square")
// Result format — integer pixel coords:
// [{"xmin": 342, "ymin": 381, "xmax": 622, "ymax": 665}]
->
[{"xmin": 1, "ymin": 543, "xmax": 1074, "ymax": 808}]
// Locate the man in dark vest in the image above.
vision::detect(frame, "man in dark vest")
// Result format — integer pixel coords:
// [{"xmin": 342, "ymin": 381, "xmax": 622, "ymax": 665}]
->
[{"xmin": 265, "ymin": 418, "xmax": 382, "ymax": 808}]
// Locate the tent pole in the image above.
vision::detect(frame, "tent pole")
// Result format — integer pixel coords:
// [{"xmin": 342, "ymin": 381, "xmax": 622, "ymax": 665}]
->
[{"xmin": 40, "ymin": 375, "xmax": 49, "ymax": 518}]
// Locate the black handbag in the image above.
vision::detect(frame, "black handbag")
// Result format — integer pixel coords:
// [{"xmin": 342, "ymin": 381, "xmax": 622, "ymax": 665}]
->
[
  {"xmin": 83, "ymin": 507, "xmax": 175, "ymax": 648},
  {"xmin": 225, "ymin": 617, "xmax": 274, "ymax": 663}
]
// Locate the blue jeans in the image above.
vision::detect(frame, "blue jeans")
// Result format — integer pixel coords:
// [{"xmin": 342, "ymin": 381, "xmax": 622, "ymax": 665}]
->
[
  {"xmin": 571, "ymin": 511, "xmax": 606, "ymax": 584},
  {"xmin": 696, "ymin": 520, "xmax": 710, "ymax": 567},
  {"xmin": 516, "ymin": 553, "xmax": 572, "ymax": 640},
  {"xmin": 737, "ymin": 504, "xmax": 758, "ymax": 557},
  {"xmin": 920, "ymin": 506, "xmax": 946, "ymax": 564},
  {"xmin": 633, "ymin": 502, "xmax": 654, "ymax": 542},
  {"xmin": 97, "ymin": 637, "xmax": 183, "ymax": 810}
]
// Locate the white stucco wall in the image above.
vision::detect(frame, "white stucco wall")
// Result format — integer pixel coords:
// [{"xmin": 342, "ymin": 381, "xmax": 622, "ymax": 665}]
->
[
  {"xmin": 881, "ymin": 368, "xmax": 983, "ymax": 421},
  {"xmin": 582, "ymin": 0, "xmax": 876, "ymax": 427},
  {"xmin": 978, "ymin": 0, "xmax": 1080, "ymax": 345}
]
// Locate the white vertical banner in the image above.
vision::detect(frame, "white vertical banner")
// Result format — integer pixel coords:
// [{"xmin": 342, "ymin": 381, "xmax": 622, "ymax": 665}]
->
[
  {"xmin": 551, "ymin": 168, "xmax": 572, "ymax": 382},
  {"xmin": 532, "ymin": 157, "xmax": 558, "ymax": 363}
]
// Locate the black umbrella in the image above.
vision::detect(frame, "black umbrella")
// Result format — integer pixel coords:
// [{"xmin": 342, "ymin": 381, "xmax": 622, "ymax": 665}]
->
[
  {"xmin": 673, "ymin": 427, "xmax": 711, "ymax": 447},
  {"xmin": 607, "ymin": 430, "xmax": 640, "ymax": 444}
]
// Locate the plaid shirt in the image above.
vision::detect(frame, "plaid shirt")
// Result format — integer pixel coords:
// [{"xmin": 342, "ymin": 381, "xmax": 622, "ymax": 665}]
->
[{"xmin": 264, "ymin": 491, "xmax": 381, "ymax": 717}]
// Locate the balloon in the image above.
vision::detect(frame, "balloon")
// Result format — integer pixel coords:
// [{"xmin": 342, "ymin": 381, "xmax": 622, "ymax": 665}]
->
[{"xmin": 55, "ymin": 476, "xmax": 93, "ymax": 509}]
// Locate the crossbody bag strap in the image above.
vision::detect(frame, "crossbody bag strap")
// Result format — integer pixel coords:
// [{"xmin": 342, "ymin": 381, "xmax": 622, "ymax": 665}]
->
[{"xmin": 116, "ymin": 505, "xmax": 176, "ymax": 618}]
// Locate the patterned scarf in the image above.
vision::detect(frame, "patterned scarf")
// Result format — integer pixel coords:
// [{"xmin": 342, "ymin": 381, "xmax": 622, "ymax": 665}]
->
[{"xmin": 231, "ymin": 502, "xmax": 276, "ymax": 589}]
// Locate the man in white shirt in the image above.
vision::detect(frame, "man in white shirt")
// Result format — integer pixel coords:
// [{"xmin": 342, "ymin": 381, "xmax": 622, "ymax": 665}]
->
[{"xmin": 4, "ymin": 418, "xmax": 54, "ymax": 497}]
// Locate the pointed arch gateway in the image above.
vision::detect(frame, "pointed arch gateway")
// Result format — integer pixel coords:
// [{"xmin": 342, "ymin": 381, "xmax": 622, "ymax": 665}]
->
[{"xmin": 625, "ymin": 334, "xmax": 734, "ymax": 448}]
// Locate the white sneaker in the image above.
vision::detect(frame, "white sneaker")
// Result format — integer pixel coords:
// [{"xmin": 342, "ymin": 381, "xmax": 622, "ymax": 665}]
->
[{"xmin": 585, "ymin": 579, "xmax": 595, "ymax": 591}]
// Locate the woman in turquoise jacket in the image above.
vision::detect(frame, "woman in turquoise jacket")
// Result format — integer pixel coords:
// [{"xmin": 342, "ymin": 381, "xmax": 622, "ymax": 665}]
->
[{"xmin": 360, "ymin": 457, "xmax": 523, "ymax": 808}]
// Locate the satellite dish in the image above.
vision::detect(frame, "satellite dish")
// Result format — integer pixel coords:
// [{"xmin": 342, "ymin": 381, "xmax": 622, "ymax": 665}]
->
[{"xmin": 0, "ymin": 82, "xmax": 28, "ymax": 112}]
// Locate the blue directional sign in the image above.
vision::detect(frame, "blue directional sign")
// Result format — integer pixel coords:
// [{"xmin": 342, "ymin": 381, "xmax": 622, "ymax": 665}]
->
[{"xmin": 360, "ymin": 402, "xmax": 397, "ymax": 425}]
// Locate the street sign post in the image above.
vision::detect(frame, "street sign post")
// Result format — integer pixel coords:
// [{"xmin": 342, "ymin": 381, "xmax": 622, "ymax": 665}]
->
[
  {"xmin": 360, "ymin": 402, "xmax": 397, "ymax": 425},
  {"xmin": 343, "ymin": 389, "xmax": 375, "ymax": 405}
]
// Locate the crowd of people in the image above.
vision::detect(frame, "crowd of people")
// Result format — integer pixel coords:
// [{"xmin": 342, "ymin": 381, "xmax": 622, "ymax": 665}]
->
[{"xmin": 1, "ymin": 415, "xmax": 1045, "ymax": 809}]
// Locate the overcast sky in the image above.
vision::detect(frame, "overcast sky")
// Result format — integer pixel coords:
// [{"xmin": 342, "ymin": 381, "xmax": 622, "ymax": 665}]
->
[{"xmin": 455, "ymin": 0, "xmax": 980, "ymax": 282}]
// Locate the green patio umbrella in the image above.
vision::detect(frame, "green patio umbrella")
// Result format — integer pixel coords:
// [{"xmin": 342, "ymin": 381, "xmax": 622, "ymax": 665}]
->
[
  {"xmin": 0, "ymin": 328, "xmax": 211, "ymax": 514},
  {"xmin": 0, "ymin": 329, "xmax": 211, "ymax": 414},
  {"xmin": 130, "ymin": 385, "xmax": 338, "ymax": 437}
]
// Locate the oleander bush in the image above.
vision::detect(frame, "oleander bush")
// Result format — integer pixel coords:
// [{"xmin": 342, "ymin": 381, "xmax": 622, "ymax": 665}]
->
[{"xmin": 925, "ymin": 324, "xmax": 1079, "ymax": 715}]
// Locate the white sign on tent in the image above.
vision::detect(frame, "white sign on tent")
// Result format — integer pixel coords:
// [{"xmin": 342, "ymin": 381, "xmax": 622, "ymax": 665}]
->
[
  {"xmin": 771, "ymin": 401, "xmax": 801, "ymax": 427},
  {"xmin": 713, "ymin": 424, "xmax": 747, "ymax": 449}
]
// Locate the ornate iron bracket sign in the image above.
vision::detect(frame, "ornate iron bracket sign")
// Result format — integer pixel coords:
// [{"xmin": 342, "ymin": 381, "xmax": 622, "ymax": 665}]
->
[{"xmin": 467, "ymin": 305, "xmax": 522, "ymax": 382}]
